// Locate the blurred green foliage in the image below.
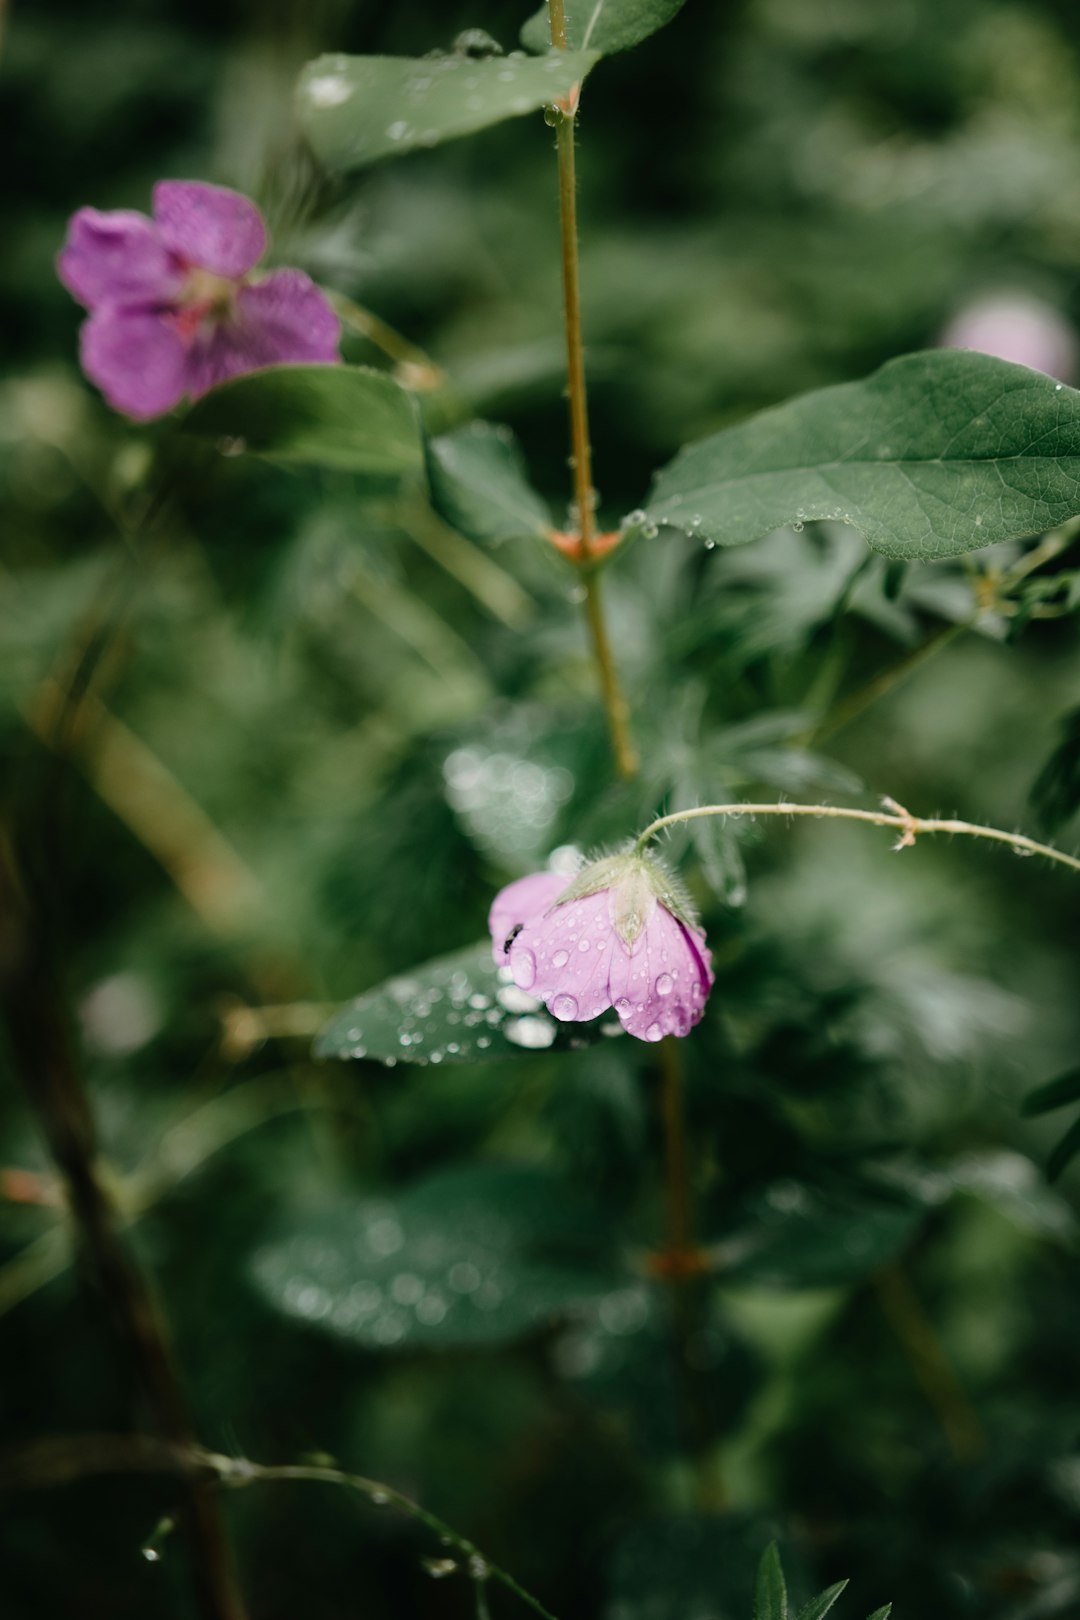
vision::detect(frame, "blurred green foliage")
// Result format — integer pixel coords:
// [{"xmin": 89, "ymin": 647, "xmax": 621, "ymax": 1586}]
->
[{"xmin": 3, "ymin": 1, "xmax": 1080, "ymax": 1619}]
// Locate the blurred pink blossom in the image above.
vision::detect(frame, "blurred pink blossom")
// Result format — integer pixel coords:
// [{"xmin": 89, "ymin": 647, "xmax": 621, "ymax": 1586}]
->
[
  {"xmin": 940, "ymin": 292, "xmax": 1077, "ymax": 383},
  {"xmin": 58, "ymin": 180, "xmax": 341, "ymax": 419}
]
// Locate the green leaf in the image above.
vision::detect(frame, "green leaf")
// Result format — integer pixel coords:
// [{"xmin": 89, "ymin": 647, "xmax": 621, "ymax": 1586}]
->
[
  {"xmin": 1031, "ymin": 705, "xmax": 1080, "ymax": 831},
  {"xmin": 1021, "ymin": 1067, "xmax": 1080, "ymax": 1116},
  {"xmin": 1047, "ymin": 1115, "xmax": 1080, "ymax": 1182},
  {"xmin": 521, "ymin": 0, "xmax": 687, "ymax": 55},
  {"xmin": 607, "ymin": 1517, "xmax": 805, "ymax": 1620},
  {"xmin": 251, "ymin": 1162, "xmax": 624, "ymax": 1348},
  {"xmin": 643, "ymin": 352, "xmax": 1080, "ymax": 562},
  {"xmin": 314, "ymin": 940, "xmax": 621, "ymax": 1066},
  {"xmin": 427, "ymin": 422, "xmax": 552, "ymax": 543},
  {"xmin": 298, "ymin": 50, "xmax": 599, "ymax": 171},
  {"xmin": 864, "ymin": 1608, "xmax": 892, "ymax": 1620},
  {"xmin": 794, "ymin": 1582, "xmax": 849, "ymax": 1620},
  {"xmin": 754, "ymin": 1543, "xmax": 788, "ymax": 1620},
  {"xmin": 719, "ymin": 1182, "xmax": 923, "ymax": 1290},
  {"xmin": 184, "ymin": 364, "xmax": 423, "ymax": 475}
]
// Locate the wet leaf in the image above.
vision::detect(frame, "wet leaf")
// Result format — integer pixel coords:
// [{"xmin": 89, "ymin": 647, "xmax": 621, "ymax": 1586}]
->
[
  {"xmin": 315, "ymin": 940, "xmax": 621, "ymax": 1066},
  {"xmin": 1022, "ymin": 1067, "xmax": 1080, "ymax": 1116},
  {"xmin": 1047, "ymin": 1116, "xmax": 1080, "ymax": 1183},
  {"xmin": 606, "ymin": 1516, "xmax": 806, "ymax": 1620},
  {"xmin": 754, "ymin": 1544, "xmax": 788, "ymax": 1620},
  {"xmin": 298, "ymin": 50, "xmax": 598, "ymax": 171},
  {"xmin": 794, "ymin": 1583, "xmax": 849, "ymax": 1620},
  {"xmin": 553, "ymin": 1283, "xmax": 762, "ymax": 1457},
  {"xmin": 1031, "ymin": 705, "xmax": 1080, "ymax": 832},
  {"xmin": 184, "ymin": 364, "xmax": 423, "ymax": 474},
  {"xmin": 427, "ymin": 421, "xmax": 552, "ymax": 544},
  {"xmin": 521, "ymin": 0, "xmax": 688, "ymax": 56},
  {"xmin": 717, "ymin": 1181, "xmax": 923, "ymax": 1289},
  {"xmin": 251, "ymin": 1161, "xmax": 626, "ymax": 1348},
  {"xmin": 643, "ymin": 352, "xmax": 1080, "ymax": 562}
]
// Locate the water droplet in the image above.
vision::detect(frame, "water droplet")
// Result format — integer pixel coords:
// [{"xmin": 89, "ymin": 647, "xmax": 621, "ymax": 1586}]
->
[
  {"xmin": 577, "ymin": 937, "xmax": 590, "ymax": 952},
  {"xmin": 644, "ymin": 1022, "xmax": 663, "ymax": 1042},
  {"xmin": 391, "ymin": 1272, "xmax": 424, "ymax": 1305},
  {"xmin": 552, "ymin": 948, "xmax": 570, "ymax": 968},
  {"xmin": 704, "ymin": 537, "xmax": 716, "ymax": 550},
  {"xmin": 307, "ymin": 74, "xmax": 353, "ymax": 108},
  {"xmin": 415, "ymin": 1292, "xmax": 448, "ymax": 1325},
  {"xmin": 449, "ymin": 1261, "xmax": 482, "ymax": 1293},
  {"xmin": 424, "ymin": 1558, "xmax": 458, "ymax": 1579},
  {"xmin": 371, "ymin": 1489, "xmax": 390, "ymax": 1506},
  {"xmin": 504, "ymin": 1015, "xmax": 557, "ymax": 1049},
  {"xmin": 792, "ymin": 520, "xmax": 804, "ymax": 532},
  {"xmin": 386, "ymin": 120, "xmax": 411, "ymax": 140},
  {"xmin": 497, "ymin": 983, "xmax": 542, "ymax": 1014},
  {"xmin": 552, "ymin": 993, "xmax": 579, "ymax": 1021},
  {"xmin": 655, "ymin": 973, "xmax": 674, "ymax": 997},
  {"xmin": 468, "ymin": 992, "xmax": 491, "ymax": 1010},
  {"xmin": 513, "ymin": 947, "xmax": 537, "ymax": 989},
  {"xmin": 476, "ymin": 1035, "xmax": 491, "ymax": 1048}
]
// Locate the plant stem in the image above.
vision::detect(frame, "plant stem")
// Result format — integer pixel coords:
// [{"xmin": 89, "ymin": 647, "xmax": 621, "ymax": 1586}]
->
[
  {"xmin": 549, "ymin": 1, "xmax": 638, "ymax": 779},
  {"xmin": 582, "ymin": 576, "xmax": 638, "ymax": 777},
  {"xmin": 634, "ymin": 799, "xmax": 1080, "ymax": 876},
  {"xmin": 807, "ymin": 620, "xmax": 967, "ymax": 745},
  {"xmin": 660, "ymin": 1037, "xmax": 693, "ymax": 1256},
  {"xmin": 0, "ymin": 849, "xmax": 248, "ymax": 1620},
  {"xmin": 657, "ymin": 1039, "xmax": 724, "ymax": 1506},
  {"xmin": 0, "ymin": 1436, "xmax": 559, "ymax": 1620},
  {"xmin": 874, "ymin": 1263, "xmax": 984, "ymax": 1460}
]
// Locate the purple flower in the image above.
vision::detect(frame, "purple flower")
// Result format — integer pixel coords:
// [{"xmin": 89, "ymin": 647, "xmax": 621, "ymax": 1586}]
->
[
  {"xmin": 489, "ymin": 852, "xmax": 713, "ymax": 1043},
  {"xmin": 57, "ymin": 180, "xmax": 341, "ymax": 420}
]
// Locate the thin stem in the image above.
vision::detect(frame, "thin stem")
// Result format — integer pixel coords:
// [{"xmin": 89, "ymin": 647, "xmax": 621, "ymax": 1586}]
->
[
  {"xmin": 329, "ymin": 291, "xmax": 446, "ymax": 390},
  {"xmin": 873, "ymin": 1264, "xmax": 984, "ymax": 1460},
  {"xmin": 807, "ymin": 621, "xmax": 966, "ymax": 745},
  {"xmin": 0, "ymin": 850, "xmax": 248, "ymax": 1620},
  {"xmin": 660, "ymin": 1037, "xmax": 693, "ymax": 1256},
  {"xmin": 0, "ymin": 1436, "xmax": 559, "ymax": 1620},
  {"xmin": 582, "ymin": 576, "xmax": 638, "ymax": 777},
  {"xmin": 656, "ymin": 1039, "xmax": 725, "ymax": 1506},
  {"xmin": 634, "ymin": 800, "xmax": 1080, "ymax": 876},
  {"xmin": 549, "ymin": 5, "xmax": 638, "ymax": 778}
]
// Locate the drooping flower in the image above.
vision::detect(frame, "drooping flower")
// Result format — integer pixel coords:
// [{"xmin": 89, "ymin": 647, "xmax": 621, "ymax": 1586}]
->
[
  {"xmin": 57, "ymin": 180, "xmax": 341, "ymax": 420},
  {"xmin": 489, "ymin": 851, "xmax": 713, "ymax": 1043}
]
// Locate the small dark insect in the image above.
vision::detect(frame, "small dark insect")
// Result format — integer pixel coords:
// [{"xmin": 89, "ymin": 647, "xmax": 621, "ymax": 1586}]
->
[{"xmin": 503, "ymin": 923, "xmax": 524, "ymax": 954}]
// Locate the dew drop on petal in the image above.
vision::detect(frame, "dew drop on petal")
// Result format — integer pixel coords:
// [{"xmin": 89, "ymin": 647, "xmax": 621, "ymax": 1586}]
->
[
  {"xmin": 655, "ymin": 973, "xmax": 674, "ymax": 997},
  {"xmin": 577, "ymin": 938, "xmax": 590, "ymax": 952},
  {"xmin": 644, "ymin": 1022, "xmax": 663, "ymax": 1042},
  {"xmin": 514, "ymin": 947, "xmax": 537, "ymax": 989},
  {"xmin": 552, "ymin": 949, "xmax": 570, "ymax": 968},
  {"xmin": 551, "ymin": 993, "xmax": 579, "ymax": 1021}
]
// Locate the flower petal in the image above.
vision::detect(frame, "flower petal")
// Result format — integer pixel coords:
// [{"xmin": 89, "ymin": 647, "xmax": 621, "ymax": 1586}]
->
[
  {"xmin": 234, "ymin": 270, "xmax": 342, "ymax": 363},
  {"xmin": 153, "ymin": 180, "xmax": 267, "ymax": 277},
  {"xmin": 181, "ymin": 271, "xmax": 342, "ymax": 400},
  {"xmin": 80, "ymin": 308, "xmax": 189, "ymax": 420},
  {"xmin": 510, "ymin": 890, "xmax": 620, "ymax": 1024},
  {"xmin": 489, "ymin": 871, "xmax": 568, "ymax": 965},
  {"xmin": 607, "ymin": 904, "xmax": 713, "ymax": 1042},
  {"xmin": 57, "ymin": 207, "xmax": 184, "ymax": 310}
]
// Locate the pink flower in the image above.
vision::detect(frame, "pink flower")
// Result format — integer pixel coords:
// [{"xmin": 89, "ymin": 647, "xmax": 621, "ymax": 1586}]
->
[
  {"xmin": 489, "ymin": 852, "xmax": 713, "ymax": 1043},
  {"xmin": 57, "ymin": 180, "xmax": 341, "ymax": 420}
]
